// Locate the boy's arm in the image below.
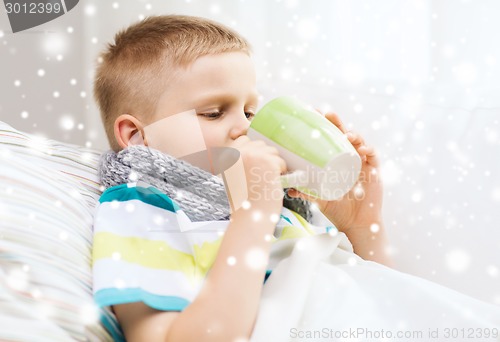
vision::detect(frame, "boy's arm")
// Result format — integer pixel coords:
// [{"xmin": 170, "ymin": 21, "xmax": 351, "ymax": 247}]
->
[
  {"xmin": 167, "ymin": 202, "xmax": 275, "ymax": 340},
  {"xmin": 114, "ymin": 135, "xmax": 286, "ymax": 341},
  {"xmin": 114, "ymin": 203, "xmax": 277, "ymax": 342}
]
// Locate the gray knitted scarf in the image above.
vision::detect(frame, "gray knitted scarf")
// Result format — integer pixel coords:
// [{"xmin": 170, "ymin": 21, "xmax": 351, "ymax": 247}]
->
[{"xmin": 98, "ymin": 145, "xmax": 311, "ymax": 222}]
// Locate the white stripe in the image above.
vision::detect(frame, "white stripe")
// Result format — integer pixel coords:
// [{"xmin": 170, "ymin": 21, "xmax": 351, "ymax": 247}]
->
[
  {"xmin": 94, "ymin": 200, "xmax": 229, "ymax": 253},
  {"xmin": 93, "ymin": 259, "xmax": 202, "ymax": 300},
  {"xmin": 95, "ymin": 199, "xmax": 182, "ymax": 234},
  {"xmin": 281, "ymin": 207, "xmax": 305, "ymax": 228}
]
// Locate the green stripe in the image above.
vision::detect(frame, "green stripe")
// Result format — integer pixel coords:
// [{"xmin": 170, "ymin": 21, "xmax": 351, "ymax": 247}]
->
[{"xmin": 99, "ymin": 184, "xmax": 180, "ymax": 213}]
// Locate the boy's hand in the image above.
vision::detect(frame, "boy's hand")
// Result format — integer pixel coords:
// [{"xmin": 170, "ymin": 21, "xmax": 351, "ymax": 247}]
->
[
  {"xmin": 231, "ymin": 135, "xmax": 287, "ymax": 217},
  {"xmin": 286, "ymin": 111, "xmax": 383, "ymax": 237}
]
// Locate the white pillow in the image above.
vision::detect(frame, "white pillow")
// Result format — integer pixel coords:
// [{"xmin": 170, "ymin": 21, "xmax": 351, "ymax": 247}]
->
[{"xmin": 0, "ymin": 121, "xmax": 123, "ymax": 341}]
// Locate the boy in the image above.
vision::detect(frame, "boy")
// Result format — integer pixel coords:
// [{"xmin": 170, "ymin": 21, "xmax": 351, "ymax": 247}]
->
[{"xmin": 92, "ymin": 14, "xmax": 391, "ymax": 341}]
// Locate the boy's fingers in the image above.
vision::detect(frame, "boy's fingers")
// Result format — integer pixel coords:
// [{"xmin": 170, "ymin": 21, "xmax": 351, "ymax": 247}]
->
[
  {"xmin": 358, "ymin": 145, "xmax": 380, "ymax": 167},
  {"xmin": 324, "ymin": 112, "xmax": 348, "ymax": 134},
  {"xmin": 346, "ymin": 131, "xmax": 365, "ymax": 149},
  {"xmin": 276, "ymin": 155, "xmax": 288, "ymax": 175},
  {"xmin": 286, "ymin": 188, "xmax": 318, "ymax": 202},
  {"xmin": 286, "ymin": 188, "xmax": 301, "ymax": 199}
]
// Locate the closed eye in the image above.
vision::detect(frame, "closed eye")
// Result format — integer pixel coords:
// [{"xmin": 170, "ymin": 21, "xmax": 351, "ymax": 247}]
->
[
  {"xmin": 200, "ymin": 111, "xmax": 223, "ymax": 119},
  {"xmin": 199, "ymin": 111, "xmax": 255, "ymax": 120}
]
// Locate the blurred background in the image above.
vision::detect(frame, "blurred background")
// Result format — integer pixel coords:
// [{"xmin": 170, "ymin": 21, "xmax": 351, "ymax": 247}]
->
[{"xmin": 1, "ymin": 0, "xmax": 499, "ymax": 305}]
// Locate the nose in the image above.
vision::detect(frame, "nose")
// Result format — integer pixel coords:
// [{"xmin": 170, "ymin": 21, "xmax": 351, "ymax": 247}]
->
[{"xmin": 230, "ymin": 111, "xmax": 251, "ymax": 139}]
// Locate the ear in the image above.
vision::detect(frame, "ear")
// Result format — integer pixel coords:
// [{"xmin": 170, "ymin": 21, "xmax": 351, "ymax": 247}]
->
[{"xmin": 114, "ymin": 114, "xmax": 148, "ymax": 149}]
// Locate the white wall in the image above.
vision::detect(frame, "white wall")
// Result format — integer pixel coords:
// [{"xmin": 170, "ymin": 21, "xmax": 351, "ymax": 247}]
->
[
  {"xmin": 0, "ymin": 3, "xmax": 88, "ymax": 145},
  {"xmin": 1, "ymin": 0, "xmax": 499, "ymax": 305}
]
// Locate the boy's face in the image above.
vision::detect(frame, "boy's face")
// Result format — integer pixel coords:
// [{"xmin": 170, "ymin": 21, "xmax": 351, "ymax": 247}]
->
[{"xmin": 146, "ymin": 51, "xmax": 258, "ymax": 156}]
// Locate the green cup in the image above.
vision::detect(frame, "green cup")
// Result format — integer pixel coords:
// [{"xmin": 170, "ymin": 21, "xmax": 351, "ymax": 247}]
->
[{"xmin": 247, "ymin": 96, "xmax": 361, "ymax": 200}]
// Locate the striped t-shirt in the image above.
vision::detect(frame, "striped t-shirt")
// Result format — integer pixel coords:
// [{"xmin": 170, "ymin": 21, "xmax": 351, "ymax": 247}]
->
[{"xmin": 92, "ymin": 182, "xmax": 336, "ymax": 338}]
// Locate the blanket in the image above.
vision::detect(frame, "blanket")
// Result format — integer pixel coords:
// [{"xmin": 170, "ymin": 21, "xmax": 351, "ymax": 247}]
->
[{"xmin": 251, "ymin": 233, "xmax": 500, "ymax": 342}]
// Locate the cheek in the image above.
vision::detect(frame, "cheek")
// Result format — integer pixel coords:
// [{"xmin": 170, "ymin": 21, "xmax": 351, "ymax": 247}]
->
[{"xmin": 199, "ymin": 124, "xmax": 224, "ymax": 149}]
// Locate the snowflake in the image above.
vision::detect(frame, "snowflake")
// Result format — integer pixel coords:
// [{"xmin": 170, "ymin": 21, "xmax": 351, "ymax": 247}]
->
[
  {"xmin": 80, "ymin": 303, "xmax": 100, "ymax": 325},
  {"xmin": 227, "ymin": 256, "xmax": 237, "ymax": 266},
  {"xmin": 445, "ymin": 249, "xmax": 471, "ymax": 273},
  {"xmin": 245, "ymin": 248, "xmax": 267, "ymax": 270},
  {"xmin": 59, "ymin": 115, "xmax": 74, "ymax": 130},
  {"xmin": 85, "ymin": 4, "xmax": 96, "ymax": 16}
]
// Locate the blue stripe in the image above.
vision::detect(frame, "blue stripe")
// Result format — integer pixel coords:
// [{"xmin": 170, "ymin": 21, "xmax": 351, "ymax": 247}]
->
[
  {"xmin": 99, "ymin": 309, "xmax": 125, "ymax": 342},
  {"xmin": 325, "ymin": 225, "xmax": 337, "ymax": 233},
  {"xmin": 99, "ymin": 184, "xmax": 180, "ymax": 213},
  {"xmin": 264, "ymin": 269, "xmax": 272, "ymax": 283},
  {"xmin": 280, "ymin": 215, "xmax": 292, "ymax": 225},
  {"xmin": 95, "ymin": 287, "xmax": 191, "ymax": 312}
]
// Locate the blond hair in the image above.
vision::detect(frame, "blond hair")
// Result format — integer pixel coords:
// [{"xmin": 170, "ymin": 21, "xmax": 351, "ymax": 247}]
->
[{"xmin": 93, "ymin": 15, "xmax": 252, "ymax": 151}]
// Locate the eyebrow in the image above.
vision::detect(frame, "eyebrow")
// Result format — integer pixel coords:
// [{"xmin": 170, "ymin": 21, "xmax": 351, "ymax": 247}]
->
[{"xmin": 193, "ymin": 92, "xmax": 259, "ymax": 107}]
